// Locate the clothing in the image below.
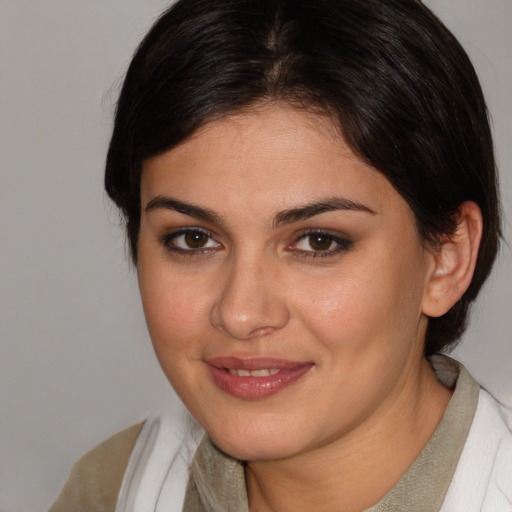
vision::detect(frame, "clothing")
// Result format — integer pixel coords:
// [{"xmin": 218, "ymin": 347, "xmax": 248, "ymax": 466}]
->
[
  {"xmin": 183, "ymin": 354, "xmax": 479, "ymax": 512},
  {"xmin": 48, "ymin": 422, "xmax": 143, "ymax": 512},
  {"xmin": 48, "ymin": 356, "xmax": 512, "ymax": 512}
]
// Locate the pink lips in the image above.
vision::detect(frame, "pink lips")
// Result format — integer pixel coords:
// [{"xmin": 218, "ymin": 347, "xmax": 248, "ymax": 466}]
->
[{"xmin": 206, "ymin": 357, "xmax": 314, "ymax": 400}]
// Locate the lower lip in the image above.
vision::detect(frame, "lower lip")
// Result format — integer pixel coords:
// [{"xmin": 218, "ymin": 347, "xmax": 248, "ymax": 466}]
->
[{"xmin": 207, "ymin": 364, "xmax": 314, "ymax": 400}]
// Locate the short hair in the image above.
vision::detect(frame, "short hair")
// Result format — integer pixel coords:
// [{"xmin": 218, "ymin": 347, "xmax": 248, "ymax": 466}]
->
[{"xmin": 105, "ymin": 0, "xmax": 501, "ymax": 354}]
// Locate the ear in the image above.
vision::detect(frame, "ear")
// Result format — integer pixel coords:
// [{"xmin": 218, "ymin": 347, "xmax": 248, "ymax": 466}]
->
[{"xmin": 422, "ymin": 201, "xmax": 483, "ymax": 318}]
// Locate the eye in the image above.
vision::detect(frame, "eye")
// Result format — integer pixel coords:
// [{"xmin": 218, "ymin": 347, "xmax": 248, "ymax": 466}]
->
[
  {"xmin": 298, "ymin": 233, "xmax": 336, "ymax": 252},
  {"xmin": 162, "ymin": 228, "xmax": 221, "ymax": 253},
  {"xmin": 291, "ymin": 231, "xmax": 353, "ymax": 257}
]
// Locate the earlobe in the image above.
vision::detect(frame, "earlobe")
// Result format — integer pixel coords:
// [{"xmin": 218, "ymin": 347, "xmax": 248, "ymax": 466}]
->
[{"xmin": 422, "ymin": 201, "xmax": 483, "ymax": 318}]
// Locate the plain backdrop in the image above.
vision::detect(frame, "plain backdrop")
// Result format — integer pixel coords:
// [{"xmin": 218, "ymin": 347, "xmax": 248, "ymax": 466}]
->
[{"xmin": 0, "ymin": 1, "xmax": 511, "ymax": 511}]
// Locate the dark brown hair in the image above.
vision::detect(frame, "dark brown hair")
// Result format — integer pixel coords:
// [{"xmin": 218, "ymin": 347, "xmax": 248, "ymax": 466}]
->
[{"xmin": 105, "ymin": 0, "xmax": 501, "ymax": 354}]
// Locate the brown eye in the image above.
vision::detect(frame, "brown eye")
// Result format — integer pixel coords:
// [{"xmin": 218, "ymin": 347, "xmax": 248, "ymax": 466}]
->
[
  {"xmin": 307, "ymin": 234, "xmax": 334, "ymax": 251},
  {"xmin": 164, "ymin": 229, "xmax": 220, "ymax": 252},
  {"xmin": 184, "ymin": 231, "xmax": 209, "ymax": 249},
  {"xmin": 292, "ymin": 231, "xmax": 353, "ymax": 257}
]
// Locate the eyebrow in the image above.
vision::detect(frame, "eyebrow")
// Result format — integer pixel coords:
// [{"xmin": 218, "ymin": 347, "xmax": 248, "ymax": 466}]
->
[
  {"xmin": 272, "ymin": 197, "xmax": 376, "ymax": 228},
  {"xmin": 145, "ymin": 196, "xmax": 226, "ymax": 226},
  {"xmin": 145, "ymin": 195, "xmax": 375, "ymax": 228}
]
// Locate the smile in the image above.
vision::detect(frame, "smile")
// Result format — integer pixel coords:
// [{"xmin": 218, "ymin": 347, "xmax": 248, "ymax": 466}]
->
[
  {"xmin": 206, "ymin": 357, "xmax": 314, "ymax": 400},
  {"xmin": 228, "ymin": 368, "xmax": 280, "ymax": 377}
]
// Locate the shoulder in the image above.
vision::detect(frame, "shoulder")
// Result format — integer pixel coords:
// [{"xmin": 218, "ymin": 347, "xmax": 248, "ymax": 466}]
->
[
  {"xmin": 115, "ymin": 411, "xmax": 203, "ymax": 512},
  {"xmin": 48, "ymin": 422, "xmax": 144, "ymax": 512},
  {"xmin": 478, "ymin": 391, "xmax": 512, "ymax": 509},
  {"xmin": 442, "ymin": 389, "xmax": 512, "ymax": 511}
]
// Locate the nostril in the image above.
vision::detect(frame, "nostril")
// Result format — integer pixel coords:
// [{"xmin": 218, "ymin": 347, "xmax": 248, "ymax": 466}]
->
[
  {"xmin": 210, "ymin": 297, "xmax": 290, "ymax": 341},
  {"xmin": 209, "ymin": 263, "xmax": 291, "ymax": 340},
  {"xmin": 247, "ymin": 326, "xmax": 277, "ymax": 338}
]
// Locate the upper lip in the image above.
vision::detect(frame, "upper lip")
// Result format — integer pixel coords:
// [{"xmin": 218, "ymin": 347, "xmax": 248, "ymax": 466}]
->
[{"xmin": 206, "ymin": 356, "xmax": 311, "ymax": 371}]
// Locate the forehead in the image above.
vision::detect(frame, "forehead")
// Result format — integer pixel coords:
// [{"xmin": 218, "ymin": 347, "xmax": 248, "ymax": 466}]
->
[{"xmin": 140, "ymin": 105, "xmax": 408, "ymax": 221}]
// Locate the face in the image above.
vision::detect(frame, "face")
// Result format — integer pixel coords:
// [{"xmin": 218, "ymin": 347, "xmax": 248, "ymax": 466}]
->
[{"xmin": 137, "ymin": 105, "xmax": 435, "ymax": 462}]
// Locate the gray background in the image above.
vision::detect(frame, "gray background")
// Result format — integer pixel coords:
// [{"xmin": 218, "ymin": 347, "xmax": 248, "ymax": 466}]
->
[{"xmin": 0, "ymin": 1, "xmax": 510, "ymax": 511}]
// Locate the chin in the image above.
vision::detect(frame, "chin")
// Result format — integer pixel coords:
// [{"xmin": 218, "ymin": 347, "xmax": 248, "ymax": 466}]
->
[
  {"xmin": 205, "ymin": 417, "xmax": 309, "ymax": 462},
  {"xmin": 213, "ymin": 435, "xmax": 296, "ymax": 462}
]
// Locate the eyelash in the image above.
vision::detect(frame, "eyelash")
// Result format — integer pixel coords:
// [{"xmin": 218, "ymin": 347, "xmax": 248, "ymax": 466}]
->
[
  {"xmin": 160, "ymin": 228, "xmax": 353, "ymax": 259},
  {"xmin": 291, "ymin": 229, "xmax": 354, "ymax": 259},
  {"xmin": 161, "ymin": 228, "xmax": 220, "ymax": 256}
]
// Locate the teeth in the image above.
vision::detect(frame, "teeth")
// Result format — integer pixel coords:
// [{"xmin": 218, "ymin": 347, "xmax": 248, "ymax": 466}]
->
[
  {"xmin": 228, "ymin": 368, "xmax": 280, "ymax": 377},
  {"xmin": 251, "ymin": 369, "xmax": 272, "ymax": 377}
]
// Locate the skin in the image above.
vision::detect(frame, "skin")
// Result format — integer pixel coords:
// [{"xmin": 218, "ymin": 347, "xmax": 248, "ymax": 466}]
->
[{"xmin": 137, "ymin": 105, "xmax": 478, "ymax": 512}]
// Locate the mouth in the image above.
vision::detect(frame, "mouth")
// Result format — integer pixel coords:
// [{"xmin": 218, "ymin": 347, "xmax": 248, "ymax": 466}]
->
[
  {"xmin": 206, "ymin": 357, "xmax": 314, "ymax": 400},
  {"xmin": 227, "ymin": 368, "xmax": 280, "ymax": 377}
]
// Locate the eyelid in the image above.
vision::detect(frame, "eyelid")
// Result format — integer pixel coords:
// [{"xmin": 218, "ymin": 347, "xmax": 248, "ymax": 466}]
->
[
  {"xmin": 159, "ymin": 226, "xmax": 353, "ymax": 259},
  {"xmin": 288, "ymin": 229, "xmax": 354, "ymax": 257},
  {"xmin": 161, "ymin": 227, "xmax": 222, "ymax": 254}
]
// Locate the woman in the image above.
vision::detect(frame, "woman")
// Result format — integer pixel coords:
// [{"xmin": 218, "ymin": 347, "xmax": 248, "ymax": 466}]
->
[{"xmin": 49, "ymin": 0, "xmax": 511, "ymax": 510}]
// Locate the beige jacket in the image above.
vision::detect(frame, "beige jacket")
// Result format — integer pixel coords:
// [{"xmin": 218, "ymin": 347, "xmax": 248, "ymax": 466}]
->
[{"xmin": 48, "ymin": 423, "xmax": 143, "ymax": 512}]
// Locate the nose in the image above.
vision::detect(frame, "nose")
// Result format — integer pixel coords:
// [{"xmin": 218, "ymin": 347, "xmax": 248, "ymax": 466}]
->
[{"xmin": 210, "ymin": 255, "xmax": 290, "ymax": 341}]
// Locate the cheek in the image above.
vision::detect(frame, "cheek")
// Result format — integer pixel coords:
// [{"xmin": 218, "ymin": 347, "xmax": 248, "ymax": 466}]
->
[
  {"xmin": 294, "ymin": 255, "xmax": 426, "ymax": 357},
  {"xmin": 137, "ymin": 258, "xmax": 212, "ymax": 356},
  {"xmin": 137, "ymin": 261, "xmax": 216, "ymax": 404}
]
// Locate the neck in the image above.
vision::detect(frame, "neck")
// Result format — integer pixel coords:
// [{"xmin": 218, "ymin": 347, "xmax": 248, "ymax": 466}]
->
[{"xmin": 245, "ymin": 357, "xmax": 452, "ymax": 512}]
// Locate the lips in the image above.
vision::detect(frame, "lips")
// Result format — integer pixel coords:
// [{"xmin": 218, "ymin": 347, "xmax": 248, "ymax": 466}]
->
[{"xmin": 206, "ymin": 357, "xmax": 314, "ymax": 400}]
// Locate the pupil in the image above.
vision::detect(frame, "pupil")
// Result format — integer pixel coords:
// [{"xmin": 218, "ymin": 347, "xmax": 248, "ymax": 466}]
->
[
  {"xmin": 185, "ymin": 232, "xmax": 207, "ymax": 248},
  {"xmin": 310, "ymin": 234, "xmax": 332, "ymax": 251}
]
